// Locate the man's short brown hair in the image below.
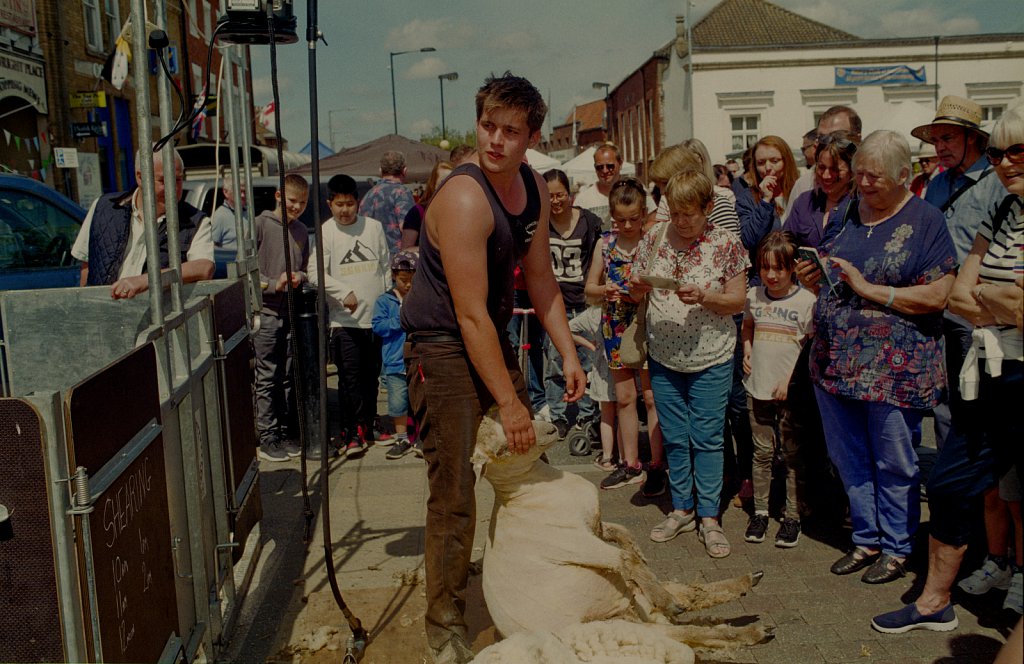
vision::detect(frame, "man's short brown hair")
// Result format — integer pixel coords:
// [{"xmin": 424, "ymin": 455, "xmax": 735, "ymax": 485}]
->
[
  {"xmin": 475, "ymin": 72, "xmax": 547, "ymax": 134},
  {"xmin": 379, "ymin": 151, "xmax": 406, "ymax": 177}
]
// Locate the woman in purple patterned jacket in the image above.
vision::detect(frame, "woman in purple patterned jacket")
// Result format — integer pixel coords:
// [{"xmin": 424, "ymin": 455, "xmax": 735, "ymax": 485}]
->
[{"xmin": 801, "ymin": 130, "xmax": 957, "ymax": 585}]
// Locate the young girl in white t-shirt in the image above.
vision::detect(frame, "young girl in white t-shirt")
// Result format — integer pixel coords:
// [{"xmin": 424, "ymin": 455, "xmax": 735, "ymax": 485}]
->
[{"xmin": 741, "ymin": 230, "xmax": 816, "ymax": 548}]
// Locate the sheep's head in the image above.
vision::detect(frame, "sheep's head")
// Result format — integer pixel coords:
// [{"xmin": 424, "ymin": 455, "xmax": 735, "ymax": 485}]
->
[{"xmin": 471, "ymin": 408, "xmax": 559, "ymax": 479}]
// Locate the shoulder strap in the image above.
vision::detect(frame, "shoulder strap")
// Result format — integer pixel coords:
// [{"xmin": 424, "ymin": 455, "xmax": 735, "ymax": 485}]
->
[
  {"xmin": 991, "ymin": 193, "xmax": 1019, "ymax": 239},
  {"xmin": 940, "ymin": 167, "xmax": 992, "ymax": 213}
]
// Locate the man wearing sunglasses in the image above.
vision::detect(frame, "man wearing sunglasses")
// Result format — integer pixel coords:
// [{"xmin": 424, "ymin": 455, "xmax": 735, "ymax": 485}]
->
[
  {"xmin": 573, "ymin": 141, "xmax": 623, "ymax": 229},
  {"xmin": 910, "ymin": 142, "xmax": 941, "ymax": 199}
]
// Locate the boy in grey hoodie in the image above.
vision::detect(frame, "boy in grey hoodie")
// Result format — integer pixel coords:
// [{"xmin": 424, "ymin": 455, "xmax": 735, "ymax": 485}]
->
[{"xmin": 254, "ymin": 173, "xmax": 309, "ymax": 462}]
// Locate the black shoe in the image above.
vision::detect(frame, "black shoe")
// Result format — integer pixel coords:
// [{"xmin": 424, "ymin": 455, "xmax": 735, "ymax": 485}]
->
[
  {"xmin": 600, "ymin": 463, "xmax": 644, "ymax": 490},
  {"xmin": 641, "ymin": 465, "xmax": 668, "ymax": 498},
  {"xmin": 775, "ymin": 518, "xmax": 801, "ymax": 548},
  {"xmin": 553, "ymin": 419, "xmax": 571, "ymax": 439},
  {"xmin": 283, "ymin": 439, "xmax": 302, "ymax": 458},
  {"xmin": 830, "ymin": 548, "xmax": 880, "ymax": 575},
  {"xmin": 385, "ymin": 437, "xmax": 415, "ymax": 460},
  {"xmin": 745, "ymin": 514, "xmax": 769, "ymax": 543},
  {"xmin": 413, "ymin": 439, "xmax": 424, "ymax": 458},
  {"xmin": 862, "ymin": 553, "xmax": 906, "ymax": 584},
  {"xmin": 258, "ymin": 440, "xmax": 289, "ymax": 462}
]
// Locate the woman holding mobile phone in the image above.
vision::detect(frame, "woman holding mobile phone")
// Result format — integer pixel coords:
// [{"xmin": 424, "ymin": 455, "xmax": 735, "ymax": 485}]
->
[{"xmin": 804, "ymin": 130, "xmax": 957, "ymax": 584}]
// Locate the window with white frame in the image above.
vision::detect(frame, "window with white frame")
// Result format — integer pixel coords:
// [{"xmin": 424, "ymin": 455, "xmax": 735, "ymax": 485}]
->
[
  {"xmin": 730, "ymin": 115, "xmax": 759, "ymax": 152},
  {"xmin": 188, "ymin": 0, "xmax": 198, "ymax": 37},
  {"xmin": 104, "ymin": 0, "xmax": 120, "ymax": 44},
  {"xmin": 83, "ymin": 0, "xmax": 103, "ymax": 51},
  {"xmin": 981, "ymin": 105, "xmax": 1005, "ymax": 123}
]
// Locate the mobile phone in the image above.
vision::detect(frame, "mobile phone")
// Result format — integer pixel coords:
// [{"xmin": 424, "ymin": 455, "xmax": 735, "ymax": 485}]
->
[{"xmin": 797, "ymin": 247, "xmax": 839, "ymax": 294}]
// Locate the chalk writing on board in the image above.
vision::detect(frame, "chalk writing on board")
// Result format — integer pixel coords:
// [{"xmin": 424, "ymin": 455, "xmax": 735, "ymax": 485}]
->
[{"xmin": 102, "ymin": 457, "xmax": 153, "ymax": 549}]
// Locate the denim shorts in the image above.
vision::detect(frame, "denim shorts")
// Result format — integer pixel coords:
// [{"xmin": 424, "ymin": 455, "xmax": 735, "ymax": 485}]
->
[{"xmin": 384, "ymin": 373, "xmax": 410, "ymax": 418}]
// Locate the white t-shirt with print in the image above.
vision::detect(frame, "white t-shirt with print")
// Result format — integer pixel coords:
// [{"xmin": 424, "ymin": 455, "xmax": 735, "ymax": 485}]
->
[{"xmin": 742, "ymin": 284, "xmax": 816, "ymax": 400}]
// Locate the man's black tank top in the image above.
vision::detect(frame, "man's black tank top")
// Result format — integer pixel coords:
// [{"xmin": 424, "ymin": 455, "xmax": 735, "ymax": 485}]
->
[{"xmin": 401, "ymin": 162, "xmax": 541, "ymax": 335}]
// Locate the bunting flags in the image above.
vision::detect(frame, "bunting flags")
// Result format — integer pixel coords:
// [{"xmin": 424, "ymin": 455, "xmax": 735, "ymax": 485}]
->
[{"xmin": 191, "ymin": 84, "xmax": 208, "ymax": 139}]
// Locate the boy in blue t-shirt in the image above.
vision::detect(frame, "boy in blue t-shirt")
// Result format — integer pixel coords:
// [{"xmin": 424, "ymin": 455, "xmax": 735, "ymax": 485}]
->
[{"xmin": 372, "ymin": 250, "xmax": 421, "ymax": 459}]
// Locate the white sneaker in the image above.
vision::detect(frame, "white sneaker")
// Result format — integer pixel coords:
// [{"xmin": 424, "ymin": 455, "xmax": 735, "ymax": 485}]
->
[
  {"xmin": 535, "ymin": 404, "xmax": 552, "ymax": 422},
  {"xmin": 1003, "ymin": 570, "xmax": 1023, "ymax": 614},
  {"xmin": 957, "ymin": 557, "xmax": 1012, "ymax": 595}
]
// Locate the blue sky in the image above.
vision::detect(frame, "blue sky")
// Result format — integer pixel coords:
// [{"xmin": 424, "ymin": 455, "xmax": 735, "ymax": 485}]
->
[{"xmin": 248, "ymin": 0, "xmax": 1023, "ymax": 151}]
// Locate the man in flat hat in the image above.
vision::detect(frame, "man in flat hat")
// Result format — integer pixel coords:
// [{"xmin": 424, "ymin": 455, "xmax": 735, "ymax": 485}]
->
[{"xmin": 912, "ymin": 95, "xmax": 990, "ymax": 215}]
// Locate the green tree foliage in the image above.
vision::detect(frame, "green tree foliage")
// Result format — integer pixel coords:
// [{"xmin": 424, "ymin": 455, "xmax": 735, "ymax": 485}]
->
[{"xmin": 419, "ymin": 126, "xmax": 476, "ymax": 149}]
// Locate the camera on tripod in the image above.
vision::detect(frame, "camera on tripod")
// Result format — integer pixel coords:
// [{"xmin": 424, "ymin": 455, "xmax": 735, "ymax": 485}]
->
[{"xmin": 217, "ymin": 0, "xmax": 298, "ymax": 45}]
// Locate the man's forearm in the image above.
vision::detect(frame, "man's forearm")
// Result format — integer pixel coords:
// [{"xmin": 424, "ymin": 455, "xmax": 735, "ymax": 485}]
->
[
  {"xmin": 181, "ymin": 259, "xmax": 214, "ymax": 283},
  {"xmin": 458, "ymin": 312, "xmax": 520, "ymax": 407}
]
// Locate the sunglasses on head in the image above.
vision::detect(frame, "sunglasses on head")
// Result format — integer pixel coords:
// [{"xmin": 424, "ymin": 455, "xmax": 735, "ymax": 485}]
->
[
  {"xmin": 595, "ymin": 163, "xmax": 617, "ymax": 172},
  {"xmin": 611, "ymin": 177, "xmax": 644, "ymax": 191},
  {"xmin": 986, "ymin": 143, "xmax": 1024, "ymax": 166},
  {"xmin": 817, "ymin": 133, "xmax": 853, "ymax": 149}
]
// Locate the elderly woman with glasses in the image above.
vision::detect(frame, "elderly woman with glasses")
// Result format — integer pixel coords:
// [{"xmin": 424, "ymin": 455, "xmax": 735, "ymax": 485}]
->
[
  {"xmin": 800, "ymin": 130, "xmax": 957, "ymax": 585},
  {"xmin": 783, "ymin": 131, "xmax": 858, "ymax": 249},
  {"xmin": 629, "ymin": 171, "xmax": 748, "ymax": 558}
]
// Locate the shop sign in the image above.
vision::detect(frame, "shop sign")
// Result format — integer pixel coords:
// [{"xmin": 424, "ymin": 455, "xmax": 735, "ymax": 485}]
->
[
  {"xmin": 0, "ymin": 0, "xmax": 36, "ymax": 36},
  {"xmin": 70, "ymin": 91, "xmax": 107, "ymax": 109},
  {"xmin": 0, "ymin": 50, "xmax": 46, "ymax": 112}
]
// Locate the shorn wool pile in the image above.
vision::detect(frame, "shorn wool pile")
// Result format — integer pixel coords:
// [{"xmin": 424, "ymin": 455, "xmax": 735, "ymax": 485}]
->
[{"xmin": 471, "ymin": 412, "xmax": 772, "ymax": 663}]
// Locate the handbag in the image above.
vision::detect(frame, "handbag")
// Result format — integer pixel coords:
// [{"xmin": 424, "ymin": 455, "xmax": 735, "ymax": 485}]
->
[
  {"xmin": 617, "ymin": 222, "xmax": 670, "ymax": 369},
  {"xmin": 618, "ymin": 297, "xmax": 648, "ymax": 368}
]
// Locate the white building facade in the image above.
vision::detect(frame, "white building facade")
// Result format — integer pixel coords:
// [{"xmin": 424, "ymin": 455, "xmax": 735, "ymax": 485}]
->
[{"xmin": 658, "ymin": 3, "xmax": 1024, "ymax": 162}]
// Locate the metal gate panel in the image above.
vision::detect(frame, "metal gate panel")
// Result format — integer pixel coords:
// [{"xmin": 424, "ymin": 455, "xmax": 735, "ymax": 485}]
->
[
  {"xmin": 64, "ymin": 344, "xmax": 180, "ymax": 663},
  {"xmin": 0, "ymin": 399, "xmax": 65, "ymax": 663}
]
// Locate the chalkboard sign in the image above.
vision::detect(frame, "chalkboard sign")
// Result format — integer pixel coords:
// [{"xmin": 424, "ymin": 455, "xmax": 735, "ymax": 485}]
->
[
  {"xmin": 83, "ymin": 432, "xmax": 179, "ymax": 662},
  {"xmin": 66, "ymin": 344, "xmax": 180, "ymax": 662}
]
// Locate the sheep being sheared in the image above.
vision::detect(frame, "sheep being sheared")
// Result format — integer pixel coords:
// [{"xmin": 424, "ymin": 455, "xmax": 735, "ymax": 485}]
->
[{"xmin": 471, "ymin": 411, "xmax": 771, "ymax": 652}]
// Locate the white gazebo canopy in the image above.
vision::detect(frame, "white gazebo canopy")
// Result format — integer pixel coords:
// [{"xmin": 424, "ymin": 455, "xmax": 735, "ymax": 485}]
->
[{"xmin": 525, "ymin": 148, "xmax": 561, "ymax": 171}]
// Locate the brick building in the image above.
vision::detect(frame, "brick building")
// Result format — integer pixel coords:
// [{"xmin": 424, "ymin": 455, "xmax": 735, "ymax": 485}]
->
[
  {"xmin": 606, "ymin": 47, "xmax": 670, "ymax": 184},
  {"xmin": 539, "ymin": 98, "xmax": 607, "ymax": 163},
  {"xmin": 5, "ymin": 1, "xmax": 253, "ymax": 205}
]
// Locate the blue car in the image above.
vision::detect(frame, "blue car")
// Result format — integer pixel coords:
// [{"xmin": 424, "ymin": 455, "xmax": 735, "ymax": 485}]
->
[{"xmin": 0, "ymin": 174, "xmax": 85, "ymax": 291}]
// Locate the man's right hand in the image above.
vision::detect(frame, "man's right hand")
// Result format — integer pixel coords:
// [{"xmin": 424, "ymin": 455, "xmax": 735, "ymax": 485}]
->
[{"xmin": 499, "ymin": 399, "xmax": 535, "ymax": 455}]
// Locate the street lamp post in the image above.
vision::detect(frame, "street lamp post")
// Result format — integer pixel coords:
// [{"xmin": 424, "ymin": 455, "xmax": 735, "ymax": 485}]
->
[
  {"xmin": 438, "ymin": 72, "xmax": 458, "ymax": 140},
  {"xmin": 593, "ymin": 81, "xmax": 611, "ymax": 139},
  {"xmin": 390, "ymin": 47, "xmax": 436, "ymax": 135}
]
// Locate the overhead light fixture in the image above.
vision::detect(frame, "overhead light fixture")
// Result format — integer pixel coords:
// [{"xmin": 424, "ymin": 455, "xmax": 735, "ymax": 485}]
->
[{"xmin": 216, "ymin": 0, "xmax": 298, "ymax": 45}]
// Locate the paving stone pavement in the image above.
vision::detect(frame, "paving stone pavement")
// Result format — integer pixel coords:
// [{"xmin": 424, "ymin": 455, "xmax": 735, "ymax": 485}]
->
[{"xmin": 222, "ymin": 384, "xmax": 1019, "ymax": 662}]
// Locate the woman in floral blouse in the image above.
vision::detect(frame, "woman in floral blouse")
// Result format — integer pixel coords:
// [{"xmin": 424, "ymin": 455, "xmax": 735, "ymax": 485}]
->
[
  {"xmin": 630, "ymin": 171, "xmax": 748, "ymax": 558},
  {"xmin": 801, "ymin": 130, "xmax": 957, "ymax": 584}
]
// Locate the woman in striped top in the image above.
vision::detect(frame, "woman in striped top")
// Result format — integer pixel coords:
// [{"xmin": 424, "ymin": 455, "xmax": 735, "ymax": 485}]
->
[{"xmin": 947, "ymin": 103, "xmax": 1024, "ymax": 617}]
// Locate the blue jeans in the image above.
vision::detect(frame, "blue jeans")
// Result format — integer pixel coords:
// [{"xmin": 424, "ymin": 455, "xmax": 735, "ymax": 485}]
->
[
  {"xmin": 649, "ymin": 357, "xmax": 733, "ymax": 517},
  {"xmin": 815, "ymin": 387, "xmax": 922, "ymax": 557},
  {"xmin": 384, "ymin": 373, "xmax": 410, "ymax": 418},
  {"xmin": 544, "ymin": 306, "xmax": 595, "ymax": 424}
]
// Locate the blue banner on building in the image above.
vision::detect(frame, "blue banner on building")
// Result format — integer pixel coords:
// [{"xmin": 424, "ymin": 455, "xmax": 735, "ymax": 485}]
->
[{"xmin": 835, "ymin": 65, "xmax": 926, "ymax": 86}]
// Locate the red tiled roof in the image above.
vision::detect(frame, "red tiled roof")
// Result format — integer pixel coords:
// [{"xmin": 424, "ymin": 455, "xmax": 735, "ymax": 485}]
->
[
  {"xmin": 693, "ymin": 0, "xmax": 859, "ymax": 48},
  {"xmin": 562, "ymin": 99, "xmax": 606, "ymax": 132}
]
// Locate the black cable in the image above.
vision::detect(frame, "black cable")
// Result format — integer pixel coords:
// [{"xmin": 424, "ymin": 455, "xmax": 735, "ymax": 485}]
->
[
  {"xmin": 156, "ymin": 49, "xmax": 188, "ymax": 135},
  {"xmin": 153, "ymin": 21, "xmax": 228, "ymax": 152}
]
